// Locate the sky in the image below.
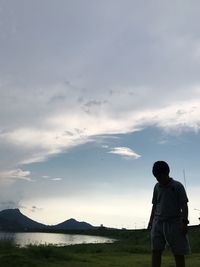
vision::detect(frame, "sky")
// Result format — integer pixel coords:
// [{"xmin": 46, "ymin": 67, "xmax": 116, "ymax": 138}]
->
[{"xmin": 0, "ymin": 0, "xmax": 200, "ymax": 229}]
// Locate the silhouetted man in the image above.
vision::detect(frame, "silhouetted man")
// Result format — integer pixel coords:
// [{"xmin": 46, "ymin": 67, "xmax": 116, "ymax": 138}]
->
[{"xmin": 148, "ymin": 161, "xmax": 190, "ymax": 267}]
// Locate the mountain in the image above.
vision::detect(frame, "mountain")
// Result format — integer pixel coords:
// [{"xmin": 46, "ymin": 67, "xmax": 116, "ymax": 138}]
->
[
  {"xmin": 0, "ymin": 209, "xmax": 95, "ymax": 231},
  {"xmin": 52, "ymin": 218, "xmax": 94, "ymax": 230},
  {"xmin": 0, "ymin": 209, "xmax": 46, "ymax": 231}
]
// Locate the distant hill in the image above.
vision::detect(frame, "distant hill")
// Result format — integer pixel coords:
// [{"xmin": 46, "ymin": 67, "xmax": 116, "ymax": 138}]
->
[
  {"xmin": 0, "ymin": 209, "xmax": 46, "ymax": 231},
  {"xmin": 0, "ymin": 209, "xmax": 95, "ymax": 231},
  {"xmin": 52, "ymin": 218, "xmax": 94, "ymax": 230}
]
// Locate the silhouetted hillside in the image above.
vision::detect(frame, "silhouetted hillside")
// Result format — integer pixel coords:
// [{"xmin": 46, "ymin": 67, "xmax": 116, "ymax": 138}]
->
[
  {"xmin": 52, "ymin": 218, "xmax": 94, "ymax": 230},
  {"xmin": 0, "ymin": 209, "xmax": 46, "ymax": 231},
  {"xmin": 0, "ymin": 209, "xmax": 95, "ymax": 231}
]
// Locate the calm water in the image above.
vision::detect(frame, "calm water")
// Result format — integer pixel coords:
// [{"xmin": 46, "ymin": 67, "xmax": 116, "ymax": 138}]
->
[{"xmin": 0, "ymin": 232, "xmax": 115, "ymax": 247}]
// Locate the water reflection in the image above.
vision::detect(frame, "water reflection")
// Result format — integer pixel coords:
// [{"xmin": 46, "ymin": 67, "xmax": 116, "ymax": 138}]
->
[{"xmin": 0, "ymin": 232, "xmax": 115, "ymax": 247}]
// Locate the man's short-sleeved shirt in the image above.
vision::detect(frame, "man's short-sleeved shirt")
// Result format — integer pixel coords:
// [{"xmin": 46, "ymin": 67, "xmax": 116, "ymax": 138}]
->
[{"xmin": 152, "ymin": 178, "xmax": 188, "ymax": 221}]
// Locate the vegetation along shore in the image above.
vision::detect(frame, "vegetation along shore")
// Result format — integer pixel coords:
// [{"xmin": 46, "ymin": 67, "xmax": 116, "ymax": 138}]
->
[{"xmin": 0, "ymin": 226, "xmax": 199, "ymax": 267}]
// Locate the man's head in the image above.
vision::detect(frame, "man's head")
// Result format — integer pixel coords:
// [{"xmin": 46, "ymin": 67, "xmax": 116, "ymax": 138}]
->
[{"xmin": 152, "ymin": 161, "xmax": 170, "ymax": 184}]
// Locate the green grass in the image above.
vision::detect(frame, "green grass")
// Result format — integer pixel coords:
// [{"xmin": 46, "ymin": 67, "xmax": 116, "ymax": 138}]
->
[{"xmin": 0, "ymin": 227, "xmax": 199, "ymax": 267}]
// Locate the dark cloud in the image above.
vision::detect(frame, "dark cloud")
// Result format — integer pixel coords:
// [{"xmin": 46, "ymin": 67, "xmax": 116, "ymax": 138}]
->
[
  {"xmin": 31, "ymin": 205, "xmax": 42, "ymax": 212},
  {"xmin": 84, "ymin": 100, "xmax": 103, "ymax": 108}
]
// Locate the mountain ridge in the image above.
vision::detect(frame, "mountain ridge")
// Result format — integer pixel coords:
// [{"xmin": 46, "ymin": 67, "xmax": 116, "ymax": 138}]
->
[{"xmin": 0, "ymin": 209, "xmax": 95, "ymax": 231}]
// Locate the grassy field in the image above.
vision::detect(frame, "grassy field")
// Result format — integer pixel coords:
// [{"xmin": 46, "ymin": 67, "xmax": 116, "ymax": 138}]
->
[{"xmin": 0, "ymin": 226, "xmax": 199, "ymax": 267}]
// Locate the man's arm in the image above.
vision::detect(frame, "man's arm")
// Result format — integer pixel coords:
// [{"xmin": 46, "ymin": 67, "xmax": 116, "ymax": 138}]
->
[
  {"xmin": 180, "ymin": 202, "xmax": 189, "ymax": 234},
  {"xmin": 147, "ymin": 205, "xmax": 156, "ymax": 230},
  {"xmin": 181, "ymin": 202, "xmax": 188, "ymax": 221}
]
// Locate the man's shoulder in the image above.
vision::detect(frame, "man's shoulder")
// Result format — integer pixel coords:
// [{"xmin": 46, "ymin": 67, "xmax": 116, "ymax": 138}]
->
[
  {"xmin": 171, "ymin": 179, "xmax": 184, "ymax": 188},
  {"xmin": 154, "ymin": 179, "xmax": 184, "ymax": 190},
  {"xmin": 154, "ymin": 182, "xmax": 159, "ymax": 189}
]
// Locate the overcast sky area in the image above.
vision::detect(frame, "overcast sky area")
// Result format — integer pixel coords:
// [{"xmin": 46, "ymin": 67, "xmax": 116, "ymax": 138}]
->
[{"xmin": 0, "ymin": 0, "xmax": 200, "ymax": 229}]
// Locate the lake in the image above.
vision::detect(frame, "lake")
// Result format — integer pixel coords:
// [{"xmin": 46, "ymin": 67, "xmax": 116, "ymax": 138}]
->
[{"xmin": 0, "ymin": 232, "xmax": 115, "ymax": 247}]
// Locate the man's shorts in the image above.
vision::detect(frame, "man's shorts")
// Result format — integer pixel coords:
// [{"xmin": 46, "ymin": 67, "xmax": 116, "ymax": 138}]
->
[{"xmin": 151, "ymin": 218, "xmax": 190, "ymax": 255}]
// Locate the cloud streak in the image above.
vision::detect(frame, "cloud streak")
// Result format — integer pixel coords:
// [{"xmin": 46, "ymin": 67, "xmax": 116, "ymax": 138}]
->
[
  {"xmin": 0, "ymin": 169, "xmax": 32, "ymax": 184},
  {"xmin": 51, "ymin": 178, "xmax": 63, "ymax": 181},
  {"xmin": 108, "ymin": 147, "xmax": 141, "ymax": 159},
  {"xmin": 0, "ymin": 87, "xmax": 200, "ymax": 183}
]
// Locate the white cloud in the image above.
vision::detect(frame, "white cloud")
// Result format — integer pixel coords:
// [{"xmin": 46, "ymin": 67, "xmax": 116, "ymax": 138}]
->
[
  {"xmin": 51, "ymin": 178, "xmax": 63, "ymax": 181},
  {"xmin": 102, "ymin": 145, "xmax": 109, "ymax": 148},
  {"xmin": 41, "ymin": 176, "xmax": 62, "ymax": 181},
  {"xmin": 42, "ymin": 175, "xmax": 50, "ymax": 179},
  {"xmin": 0, "ymin": 91, "xmax": 200, "ymax": 183},
  {"xmin": 0, "ymin": 169, "xmax": 32, "ymax": 184},
  {"xmin": 108, "ymin": 147, "xmax": 141, "ymax": 159}
]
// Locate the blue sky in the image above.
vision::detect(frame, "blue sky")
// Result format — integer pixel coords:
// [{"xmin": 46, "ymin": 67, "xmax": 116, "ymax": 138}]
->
[{"xmin": 0, "ymin": 0, "xmax": 200, "ymax": 228}]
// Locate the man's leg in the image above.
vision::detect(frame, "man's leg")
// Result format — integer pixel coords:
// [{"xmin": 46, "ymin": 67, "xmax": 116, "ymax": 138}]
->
[
  {"xmin": 174, "ymin": 255, "xmax": 185, "ymax": 267},
  {"xmin": 152, "ymin": 250, "xmax": 162, "ymax": 267}
]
